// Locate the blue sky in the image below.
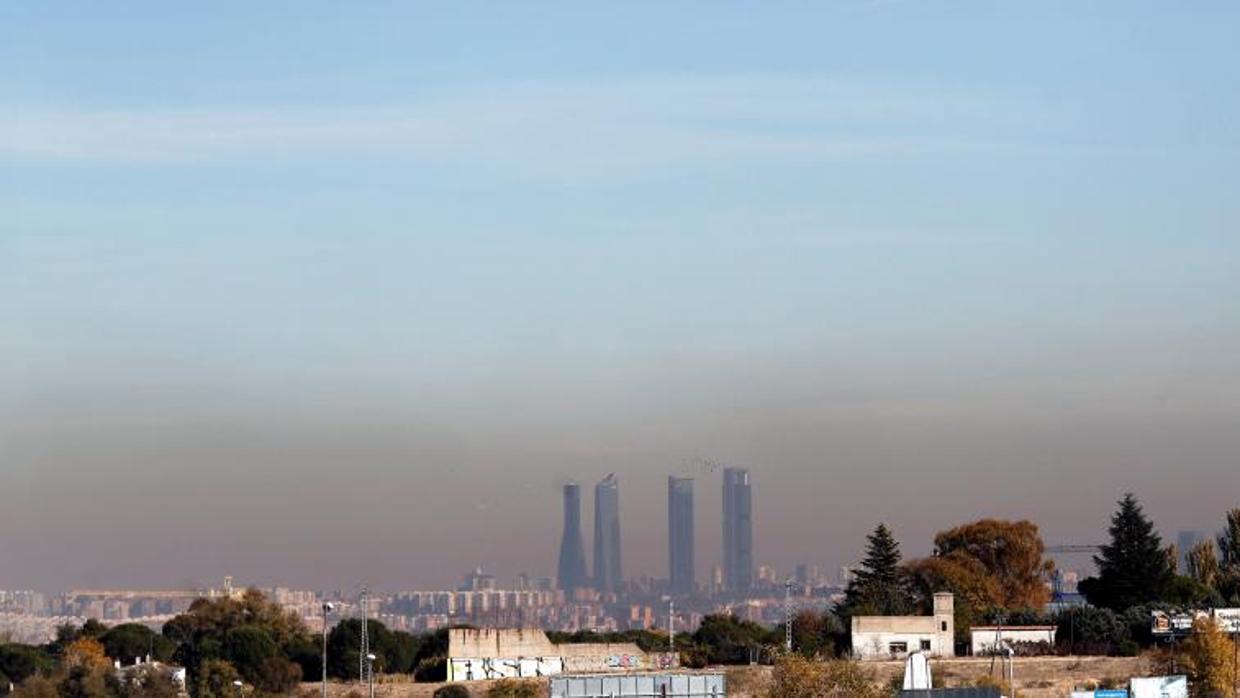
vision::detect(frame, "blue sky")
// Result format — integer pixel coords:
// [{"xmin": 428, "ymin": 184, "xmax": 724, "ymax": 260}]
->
[{"xmin": 2, "ymin": 2, "xmax": 1239, "ymax": 589}]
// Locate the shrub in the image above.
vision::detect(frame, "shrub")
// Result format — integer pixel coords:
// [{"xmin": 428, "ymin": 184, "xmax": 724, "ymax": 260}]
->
[
  {"xmin": 433, "ymin": 684, "xmax": 472, "ymax": 698},
  {"xmin": 484, "ymin": 678, "xmax": 541, "ymax": 698}
]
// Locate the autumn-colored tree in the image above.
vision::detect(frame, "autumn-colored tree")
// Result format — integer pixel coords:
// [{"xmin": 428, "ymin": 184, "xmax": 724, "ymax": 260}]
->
[
  {"xmin": 63, "ymin": 637, "xmax": 111, "ymax": 670},
  {"xmin": 765, "ymin": 655, "xmax": 891, "ymax": 698},
  {"xmin": 1217, "ymin": 507, "xmax": 1240, "ymax": 602},
  {"xmin": 905, "ymin": 554, "xmax": 1001, "ymax": 639},
  {"xmin": 1186, "ymin": 541, "xmax": 1221, "ymax": 589},
  {"xmin": 931, "ymin": 519, "xmax": 1054, "ymax": 608},
  {"xmin": 1182, "ymin": 617, "xmax": 1237, "ymax": 697}
]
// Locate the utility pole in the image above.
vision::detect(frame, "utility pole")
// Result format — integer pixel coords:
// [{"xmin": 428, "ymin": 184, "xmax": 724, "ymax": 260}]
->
[
  {"xmin": 321, "ymin": 602, "xmax": 334, "ymax": 698},
  {"xmin": 668, "ymin": 598, "xmax": 675, "ymax": 653},
  {"xmin": 784, "ymin": 579, "xmax": 794, "ymax": 654},
  {"xmin": 359, "ymin": 588, "xmax": 369, "ymax": 684}
]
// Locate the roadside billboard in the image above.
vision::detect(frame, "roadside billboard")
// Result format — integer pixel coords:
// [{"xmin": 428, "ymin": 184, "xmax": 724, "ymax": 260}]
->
[{"xmin": 1130, "ymin": 675, "xmax": 1187, "ymax": 698}]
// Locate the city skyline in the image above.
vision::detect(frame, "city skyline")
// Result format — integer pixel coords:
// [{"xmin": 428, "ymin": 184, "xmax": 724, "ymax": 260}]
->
[{"xmin": 5, "ymin": 2, "xmax": 1240, "ymax": 592}]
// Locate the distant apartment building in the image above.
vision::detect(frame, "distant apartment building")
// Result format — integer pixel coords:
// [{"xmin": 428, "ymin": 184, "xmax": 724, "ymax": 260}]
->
[
  {"xmin": 593, "ymin": 474, "xmax": 623, "ymax": 595},
  {"xmin": 668, "ymin": 476, "xmax": 695, "ymax": 594},
  {"xmin": 722, "ymin": 468, "xmax": 753, "ymax": 592}
]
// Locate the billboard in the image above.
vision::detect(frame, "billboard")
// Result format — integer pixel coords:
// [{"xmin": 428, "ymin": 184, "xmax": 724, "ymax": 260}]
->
[
  {"xmin": 1151, "ymin": 610, "xmax": 1214, "ymax": 635},
  {"xmin": 1213, "ymin": 608, "xmax": 1240, "ymax": 633},
  {"xmin": 1130, "ymin": 675, "xmax": 1187, "ymax": 698}
]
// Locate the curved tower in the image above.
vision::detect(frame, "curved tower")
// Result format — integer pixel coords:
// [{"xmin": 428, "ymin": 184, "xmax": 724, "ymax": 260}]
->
[{"xmin": 557, "ymin": 482, "xmax": 589, "ymax": 594}]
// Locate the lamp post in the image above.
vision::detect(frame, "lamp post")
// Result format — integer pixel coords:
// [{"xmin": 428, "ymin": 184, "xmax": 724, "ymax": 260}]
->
[
  {"xmin": 365, "ymin": 653, "xmax": 376, "ymax": 698},
  {"xmin": 321, "ymin": 602, "xmax": 334, "ymax": 698},
  {"xmin": 232, "ymin": 679, "xmax": 243, "ymax": 698}
]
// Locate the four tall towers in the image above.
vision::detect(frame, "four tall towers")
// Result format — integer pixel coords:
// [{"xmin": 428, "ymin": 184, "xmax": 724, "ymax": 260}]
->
[{"xmin": 557, "ymin": 468, "xmax": 754, "ymax": 595}]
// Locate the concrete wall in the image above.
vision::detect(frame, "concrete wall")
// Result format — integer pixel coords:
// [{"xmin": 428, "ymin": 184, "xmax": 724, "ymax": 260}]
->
[
  {"xmin": 969, "ymin": 626, "xmax": 1056, "ymax": 655},
  {"xmin": 448, "ymin": 628, "xmax": 664, "ymax": 681}
]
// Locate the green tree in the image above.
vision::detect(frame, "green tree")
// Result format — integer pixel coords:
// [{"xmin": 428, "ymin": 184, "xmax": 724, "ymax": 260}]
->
[
  {"xmin": 1079, "ymin": 493, "xmax": 1174, "ymax": 610},
  {"xmin": 691, "ymin": 614, "xmax": 777, "ymax": 664},
  {"xmin": 223, "ymin": 626, "xmax": 276, "ymax": 683},
  {"xmin": 1054, "ymin": 606, "xmax": 1130, "ymax": 655},
  {"xmin": 0, "ymin": 644, "xmax": 54, "ymax": 685},
  {"xmin": 101, "ymin": 624, "xmax": 175, "ymax": 666},
  {"xmin": 839, "ymin": 524, "xmax": 915, "ymax": 618}
]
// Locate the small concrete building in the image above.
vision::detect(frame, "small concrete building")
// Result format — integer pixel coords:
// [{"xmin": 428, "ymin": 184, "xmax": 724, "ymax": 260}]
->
[
  {"xmin": 851, "ymin": 592, "xmax": 955, "ymax": 660},
  {"xmin": 969, "ymin": 625, "xmax": 1056, "ymax": 655}
]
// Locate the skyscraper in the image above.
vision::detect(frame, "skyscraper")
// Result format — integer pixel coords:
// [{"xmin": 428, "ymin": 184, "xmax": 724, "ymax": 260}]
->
[
  {"xmin": 668, "ymin": 476, "xmax": 695, "ymax": 594},
  {"xmin": 722, "ymin": 467, "xmax": 753, "ymax": 592},
  {"xmin": 557, "ymin": 482, "xmax": 589, "ymax": 593},
  {"xmin": 593, "ymin": 474, "xmax": 623, "ymax": 594}
]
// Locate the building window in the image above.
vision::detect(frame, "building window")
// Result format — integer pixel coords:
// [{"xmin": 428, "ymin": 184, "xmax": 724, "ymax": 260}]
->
[
  {"xmin": 888, "ymin": 642, "xmax": 908, "ymax": 655},
  {"xmin": 920, "ymin": 639, "xmax": 932, "ymax": 651},
  {"xmin": 941, "ymin": 621, "xmax": 948, "ymax": 632}
]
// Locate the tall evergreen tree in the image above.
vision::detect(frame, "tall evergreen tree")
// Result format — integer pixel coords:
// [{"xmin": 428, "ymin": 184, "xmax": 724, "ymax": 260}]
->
[
  {"xmin": 1079, "ymin": 493, "xmax": 1174, "ymax": 610},
  {"xmin": 839, "ymin": 523, "xmax": 915, "ymax": 616}
]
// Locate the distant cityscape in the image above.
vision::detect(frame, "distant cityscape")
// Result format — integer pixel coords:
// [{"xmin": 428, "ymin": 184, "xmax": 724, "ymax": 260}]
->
[{"xmin": 21, "ymin": 469, "xmax": 1218, "ymax": 651}]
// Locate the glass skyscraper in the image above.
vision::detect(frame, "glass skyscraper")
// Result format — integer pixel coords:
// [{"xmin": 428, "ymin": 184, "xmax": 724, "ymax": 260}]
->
[
  {"xmin": 593, "ymin": 474, "xmax": 623, "ymax": 594},
  {"xmin": 722, "ymin": 467, "xmax": 753, "ymax": 592},
  {"xmin": 668, "ymin": 476, "xmax": 695, "ymax": 594},
  {"xmin": 557, "ymin": 482, "xmax": 589, "ymax": 593}
]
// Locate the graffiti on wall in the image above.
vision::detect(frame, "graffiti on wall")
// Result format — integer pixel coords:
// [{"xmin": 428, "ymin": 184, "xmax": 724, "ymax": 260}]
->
[
  {"xmin": 449, "ymin": 657, "xmax": 564, "ymax": 681},
  {"xmin": 606, "ymin": 654, "xmax": 641, "ymax": 669}
]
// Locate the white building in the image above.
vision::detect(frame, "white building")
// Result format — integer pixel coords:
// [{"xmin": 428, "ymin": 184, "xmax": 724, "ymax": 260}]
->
[
  {"xmin": 851, "ymin": 592, "xmax": 955, "ymax": 660},
  {"xmin": 969, "ymin": 625, "xmax": 1056, "ymax": 655}
]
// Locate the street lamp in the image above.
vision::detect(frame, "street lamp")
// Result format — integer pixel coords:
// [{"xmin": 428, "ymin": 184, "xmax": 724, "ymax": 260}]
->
[
  {"xmin": 321, "ymin": 602, "xmax": 335, "ymax": 698},
  {"xmin": 365, "ymin": 653, "xmax": 376, "ymax": 698},
  {"xmin": 232, "ymin": 679, "xmax": 243, "ymax": 698}
]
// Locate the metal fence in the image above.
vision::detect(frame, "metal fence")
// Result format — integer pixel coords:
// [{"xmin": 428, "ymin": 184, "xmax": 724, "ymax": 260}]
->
[{"xmin": 550, "ymin": 673, "xmax": 726, "ymax": 697}]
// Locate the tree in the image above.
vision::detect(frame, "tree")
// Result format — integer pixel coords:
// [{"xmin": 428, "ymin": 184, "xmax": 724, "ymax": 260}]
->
[
  {"xmin": 691, "ymin": 614, "xmax": 777, "ymax": 664},
  {"xmin": 930, "ymin": 519, "xmax": 1054, "ymax": 608},
  {"xmin": 161, "ymin": 588, "xmax": 311, "ymax": 690},
  {"xmin": 0, "ymin": 644, "xmax": 54, "ymax": 685},
  {"xmin": 101, "ymin": 624, "xmax": 174, "ymax": 666},
  {"xmin": 1182, "ymin": 617, "xmax": 1236, "ymax": 697},
  {"xmin": 1217, "ymin": 508, "xmax": 1240, "ymax": 603},
  {"xmin": 11, "ymin": 674, "xmax": 60, "ymax": 698},
  {"xmin": 223, "ymin": 626, "xmax": 277, "ymax": 683},
  {"xmin": 1054, "ymin": 606, "xmax": 1130, "ymax": 656},
  {"xmin": 780, "ymin": 610, "xmax": 844, "ymax": 659},
  {"xmin": 1187, "ymin": 540, "xmax": 1221, "ymax": 589},
  {"xmin": 839, "ymin": 524, "xmax": 915, "ymax": 618},
  {"xmin": 1080, "ymin": 493, "xmax": 1174, "ymax": 610},
  {"xmin": 63, "ymin": 637, "xmax": 110, "ymax": 670},
  {"xmin": 196, "ymin": 659, "xmax": 241, "ymax": 698}
]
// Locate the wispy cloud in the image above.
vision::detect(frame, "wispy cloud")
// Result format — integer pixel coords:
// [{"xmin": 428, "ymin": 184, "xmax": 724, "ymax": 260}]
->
[{"xmin": 0, "ymin": 74, "xmax": 1049, "ymax": 176}]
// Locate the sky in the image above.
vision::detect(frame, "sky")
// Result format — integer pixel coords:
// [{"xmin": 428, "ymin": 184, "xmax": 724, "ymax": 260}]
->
[{"xmin": 2, "ymin": 2, "xmax": 1239, "ymax": 593}]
